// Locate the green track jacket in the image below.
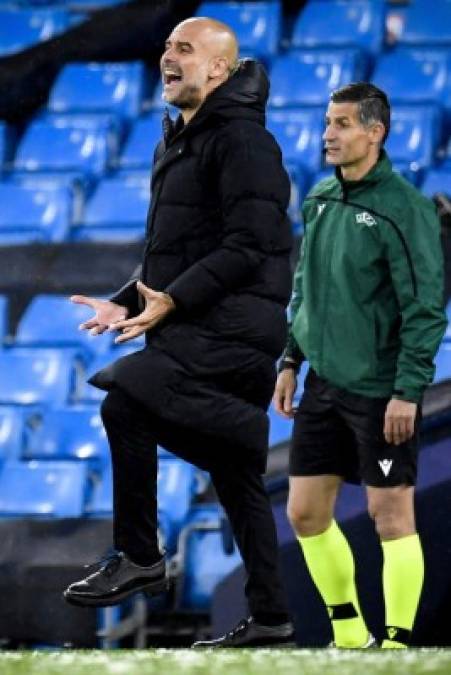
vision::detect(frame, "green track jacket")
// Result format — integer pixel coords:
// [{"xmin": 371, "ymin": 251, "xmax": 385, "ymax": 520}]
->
[{"xmin": 285, "ymin": 151, "xmax": 447, "ymax": 403}]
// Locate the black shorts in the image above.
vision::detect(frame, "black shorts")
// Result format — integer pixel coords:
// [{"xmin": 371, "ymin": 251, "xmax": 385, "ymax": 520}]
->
[{"xmin": 289, "ymin": 369, "xmax": 421, "ymax": 487}]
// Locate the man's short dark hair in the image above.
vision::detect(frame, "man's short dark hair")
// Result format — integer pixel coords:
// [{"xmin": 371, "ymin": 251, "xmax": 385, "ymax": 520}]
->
[{"xmin": 330, "ymin": 82, "xmax": 391, "ymax": 144}]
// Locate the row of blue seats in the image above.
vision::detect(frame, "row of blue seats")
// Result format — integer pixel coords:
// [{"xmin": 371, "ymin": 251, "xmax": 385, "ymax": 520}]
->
[
  {"xmin": 0, "ymin": 149, "xmax": 449, "ymax": 242},
  {"xmin": 0, "ymin": 102, "xmax": 447, "ymax": 175},
  {"xmin": 0, "ymin": 288, "xmax": 296, "ymax": 443},
  {"xmin": 5, "ymin": 291, "xmax": 451, "ymax": 352},
  {"xmin": 2, "ymin": 43, "xmax": 451, "ymax": 123},
  {"xmin": 0, "ymin": 346, "xmax": 296, "ymax": 448},
  {"xmin": 1, "ymin": 1, "xmax": 451, "ymax": 58},
  {"xmin": 2, "ymin": 334, "xmax": 451, "ymax": 421}
]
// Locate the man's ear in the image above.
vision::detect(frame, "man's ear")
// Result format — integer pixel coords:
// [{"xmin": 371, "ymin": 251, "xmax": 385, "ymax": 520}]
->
[
  {"xmin": 369, "ymin": 121, "xmax": 385, "ymax": 145},
  {"xmin": 209, "ymin": 56, "xmax": 229, "ymax": 79}
]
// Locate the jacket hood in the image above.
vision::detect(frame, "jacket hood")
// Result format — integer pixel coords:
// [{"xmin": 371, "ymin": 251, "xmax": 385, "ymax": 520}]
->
[
  {"xmin": 201, "ymin": 58, "xmax": 269, "ymax": 122},
  {"xmin": 164, "ymin": 59, "xmax": 269, "ymax": 141}
]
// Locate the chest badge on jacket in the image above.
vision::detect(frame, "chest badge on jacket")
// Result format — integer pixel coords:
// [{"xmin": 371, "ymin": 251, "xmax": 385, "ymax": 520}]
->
[{"xmin": 356, "ymin": 211, "xmax": 377, "ymax": 227}]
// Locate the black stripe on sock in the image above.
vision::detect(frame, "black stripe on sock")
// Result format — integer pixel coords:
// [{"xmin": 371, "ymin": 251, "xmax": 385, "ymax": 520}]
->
[
  {"xmin": 385, "ymin": 626, "xmax": 411, "ymax": 645},
  {"xmin": 327, "ymin": 603, "xmax": 358, "ymax": 620}
]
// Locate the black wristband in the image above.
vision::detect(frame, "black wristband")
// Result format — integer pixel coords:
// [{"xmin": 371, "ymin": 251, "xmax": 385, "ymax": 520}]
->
[{"xmin": 278, "ymin": 359, "xmax": 300, "ymax": 375}]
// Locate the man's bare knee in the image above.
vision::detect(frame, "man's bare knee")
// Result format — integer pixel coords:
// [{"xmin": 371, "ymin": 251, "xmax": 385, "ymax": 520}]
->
[
  {"xmin": 286, "ymin": 502, "xmax": 331, "ymax": 537},
  {"xmin": 367, "ymin": 485, "xmax": 416, "ymax": 540}
]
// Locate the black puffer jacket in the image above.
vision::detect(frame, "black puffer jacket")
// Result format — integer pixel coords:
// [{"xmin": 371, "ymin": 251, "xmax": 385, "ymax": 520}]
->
[{"xmin": 92, "ymin": 60, "xmax": 292, "ymax": 470}]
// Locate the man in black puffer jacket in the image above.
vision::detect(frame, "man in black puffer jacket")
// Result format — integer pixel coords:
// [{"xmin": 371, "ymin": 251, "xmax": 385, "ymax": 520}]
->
[{"xmin": 64, "ymin": 17, "xmax": 294, "ymax": 647}]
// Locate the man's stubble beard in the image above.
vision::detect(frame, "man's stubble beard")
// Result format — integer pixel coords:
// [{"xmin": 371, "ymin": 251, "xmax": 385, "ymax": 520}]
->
[{"xmin": 170, "ymin": 84, "xmax": 203, "ymax": 111}]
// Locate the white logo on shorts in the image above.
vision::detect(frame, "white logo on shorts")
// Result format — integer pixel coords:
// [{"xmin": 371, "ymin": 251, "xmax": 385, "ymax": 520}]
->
[
  {"xmin": 317, "ymin": 203, "xmax": 326, "ymax": 217},
  {"xmin": 378, "ymin": 459, "xmax": 393, "ymax": 477}
]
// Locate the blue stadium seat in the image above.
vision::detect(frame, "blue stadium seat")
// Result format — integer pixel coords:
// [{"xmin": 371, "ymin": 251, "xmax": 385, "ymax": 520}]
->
[
  {"xmin": 6, "ymin": 170, "xmax": 90, "ymax": 225},
  {"xmin": 269, "ymin": 49, "xmax": 365, "ymax": 108},
  {"xmin": 0, "ymin": 8, "xmax": 68, "ymax": 56},
  {"xmin": 23, "ymin": 406, "xmax": 109, "ymax": 469},
  {"xmin": 197, "ymin": 1, "xmax": 281, "ymax": 59},
  {"xmin": 72, "ymin": 173, "xmax": 149, "ymax": 241},
  {"xmin": 384, "ymin": 105, "xmax": 442, "ymax": 180},
  {"xmin": 178, "ymin": 504, "xmax": 241, "ymax": 610},
  {"xmin": 14, "ymin": 114, "xmax": 121, "ymax": 177},
  {"xmin": 0, "ymin": 348, "xmax": 78, "ymax": 406},
  {"xmin": 15, "ymin": 294, "xmax": 113, "ymax": 355},
  {"xmin": 291, "ymin": 0, "xmax": 385, "ymax": 58},
  {"xmin": 0, "ymin": 122, "xmax": 16, "ymax": 168},
  {"xmin": 372, "ymin": 48, "xmax": 450, "ymax": 108},
  {"xmin": 394, "ymin": 0, "xmax": 451, "ymax": 47},
  {"xmin": 434, "ymin": 341, "xmax": 451, "ymax": 382},
  {"xmin": 48, "ymin": 62, "xmax": 147, "ymax": 120},
  {"xmin": 0, "ymin": 183, "xmax": 71, "ymax": 243},
  {"xmin": 0, "ymin": 294, "xmax": 8, "ymax": 342},
  {"xmin": 117, "ymin": 114, "xmax": 163, "ymax": 170},
  {"xmin": 267, "ymin": 108, "xmax": 324, "ymax": 173},
  {"xmin": 422, "ymin": 168, "xmax": 451, "ymax": 198},
  {"xmin": 0, "ymin": 406, "xmax": 27, "ymax": 464},
  {"xmin": 86, "ymin": 457, "xmax": 205, "ymax": 546},
  {"xmin": 284, "ymin": 162, "xmax": 310, "ymax": 235},
  {"xmin": 158, "ymin": 458, "xmax": 202, "ymax": 553},
  {"xmin": 0, "ymin": 460, "xmax": 88, "ymax": 517}
]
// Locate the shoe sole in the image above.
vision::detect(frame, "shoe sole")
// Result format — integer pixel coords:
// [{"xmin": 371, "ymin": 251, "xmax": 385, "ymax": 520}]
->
[{"xmin": 63, "ymin": 576, "xmax": 169, "ymax": 608}]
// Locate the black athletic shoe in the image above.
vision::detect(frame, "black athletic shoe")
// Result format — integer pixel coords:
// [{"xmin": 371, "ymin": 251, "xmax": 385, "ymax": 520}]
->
[
  {"xmin": 192, "ymin": 617, "xmax": 296, "ymax": 648},
  {"xmin": 63, "ymin": 551, "xmax": 168, "ymax": 607}
]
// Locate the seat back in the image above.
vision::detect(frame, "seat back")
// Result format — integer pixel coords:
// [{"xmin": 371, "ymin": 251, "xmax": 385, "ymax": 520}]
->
[
  {"xmin": 270, "ymin": 49, "xmax": 364, "ymax": 108},
  {"xmin": 291, "ymin": 0, "xmax": 385, "ymax": 57},
  {"xmin": 0, "ymin": 8, "xmax": 68, "ymax": 56},
  {"xmin": 0, "ymin": 460, "xmax": 88, "ymax": 517},
  {"xmin": 197, "ymin": 1, "xmax": 281, "ymax": 58},
  {"xmin": 15, "ymin": 114, "xmax": 120, "ymax": 176},
  {"xmin": 394, "ymin": 0, "xmax": 451, "ymax": 47},
  {"xmin": 372, "ymin": 48, "xmax": 450, "ymax": 105},
  {"xmin": 118, "ymin": 113, "xmax": 163, "ymax": 170},
  {"xmin": 15, "ymin": 294, "xmax": 113, "ymax": 354},
  {"xmin": 0, "ymin": 348, "xmax": 77, "ymax": 406},
  {"xmin": 0, "ymin": 184, "xmax": 71, "ymax": 244},
  {"xmin": 385, "ymin": 105, "xmax": 442, "ymax": 171},
  {"xmin": 24, "ymin": 407, "xmax": 109, "ymax": 469},
  {"xmin": 49, "ymin": 62, "xmax": 146, "ymax": 119},
  {"xmin": 267, "ymin": 108, "xmax": 324, "ymax": 173}
]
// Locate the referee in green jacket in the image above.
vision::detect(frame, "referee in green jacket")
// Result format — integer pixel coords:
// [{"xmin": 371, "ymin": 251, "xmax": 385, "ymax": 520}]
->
[{"xmin": 273, "ymin": 83, "xmax": 447, "ymax": 649}]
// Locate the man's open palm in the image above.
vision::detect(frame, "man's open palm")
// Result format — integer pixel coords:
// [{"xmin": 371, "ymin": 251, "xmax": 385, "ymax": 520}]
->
[{"xmin": 71, "ymin": 295, "xmax": 128, "ymax": 336}]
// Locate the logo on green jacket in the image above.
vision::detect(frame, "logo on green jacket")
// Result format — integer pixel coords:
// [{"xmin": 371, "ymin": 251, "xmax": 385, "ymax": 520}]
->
[{"xmin": 356, "ymin": 211, "xmax": 377, "ymax": 227}]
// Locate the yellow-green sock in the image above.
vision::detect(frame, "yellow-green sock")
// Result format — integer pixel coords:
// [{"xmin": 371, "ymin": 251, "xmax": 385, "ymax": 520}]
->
[
  {"xmin": 298, "ymin": 520, "xmax": 368, "ymax": 648},
  {"xmin": 381, "ymin": 533, "xmax": 424, "ymax": 649}
]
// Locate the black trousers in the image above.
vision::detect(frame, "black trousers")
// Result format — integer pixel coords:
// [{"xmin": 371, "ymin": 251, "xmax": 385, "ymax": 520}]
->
[{"xmin": 100, "ymin": 387, "xmax": 289, "ymax": 624}]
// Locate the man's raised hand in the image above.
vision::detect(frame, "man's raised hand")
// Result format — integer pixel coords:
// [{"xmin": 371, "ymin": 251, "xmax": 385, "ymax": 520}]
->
[
  {"xmin": 71, "ymin": 295, "xmax": 128, "ymax": 336},
  {"xmin": 109, "ymin": 281, "xmax": 175, "ymax": 344}
]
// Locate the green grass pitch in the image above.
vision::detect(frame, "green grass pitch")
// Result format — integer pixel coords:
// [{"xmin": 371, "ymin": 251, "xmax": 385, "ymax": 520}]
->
[{"xmin": 1, "ymin": 648, "xmax": 451, "ymax": 675}]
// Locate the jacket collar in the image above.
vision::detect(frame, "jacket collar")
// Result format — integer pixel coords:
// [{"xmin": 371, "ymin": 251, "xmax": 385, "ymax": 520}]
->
[{"xmin": 336, "ymin": 149, "xmax": 393, "ymax": 195}]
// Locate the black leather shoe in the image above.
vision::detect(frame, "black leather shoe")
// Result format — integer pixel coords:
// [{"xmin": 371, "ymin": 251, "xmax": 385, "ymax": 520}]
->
[
  {"xmin": 63, "ymin": 552, "xmax": 168, "ymax": 607},
  {"xmin": 192, "ymin": 617, "xmax": 295, "ymax": 648}
]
